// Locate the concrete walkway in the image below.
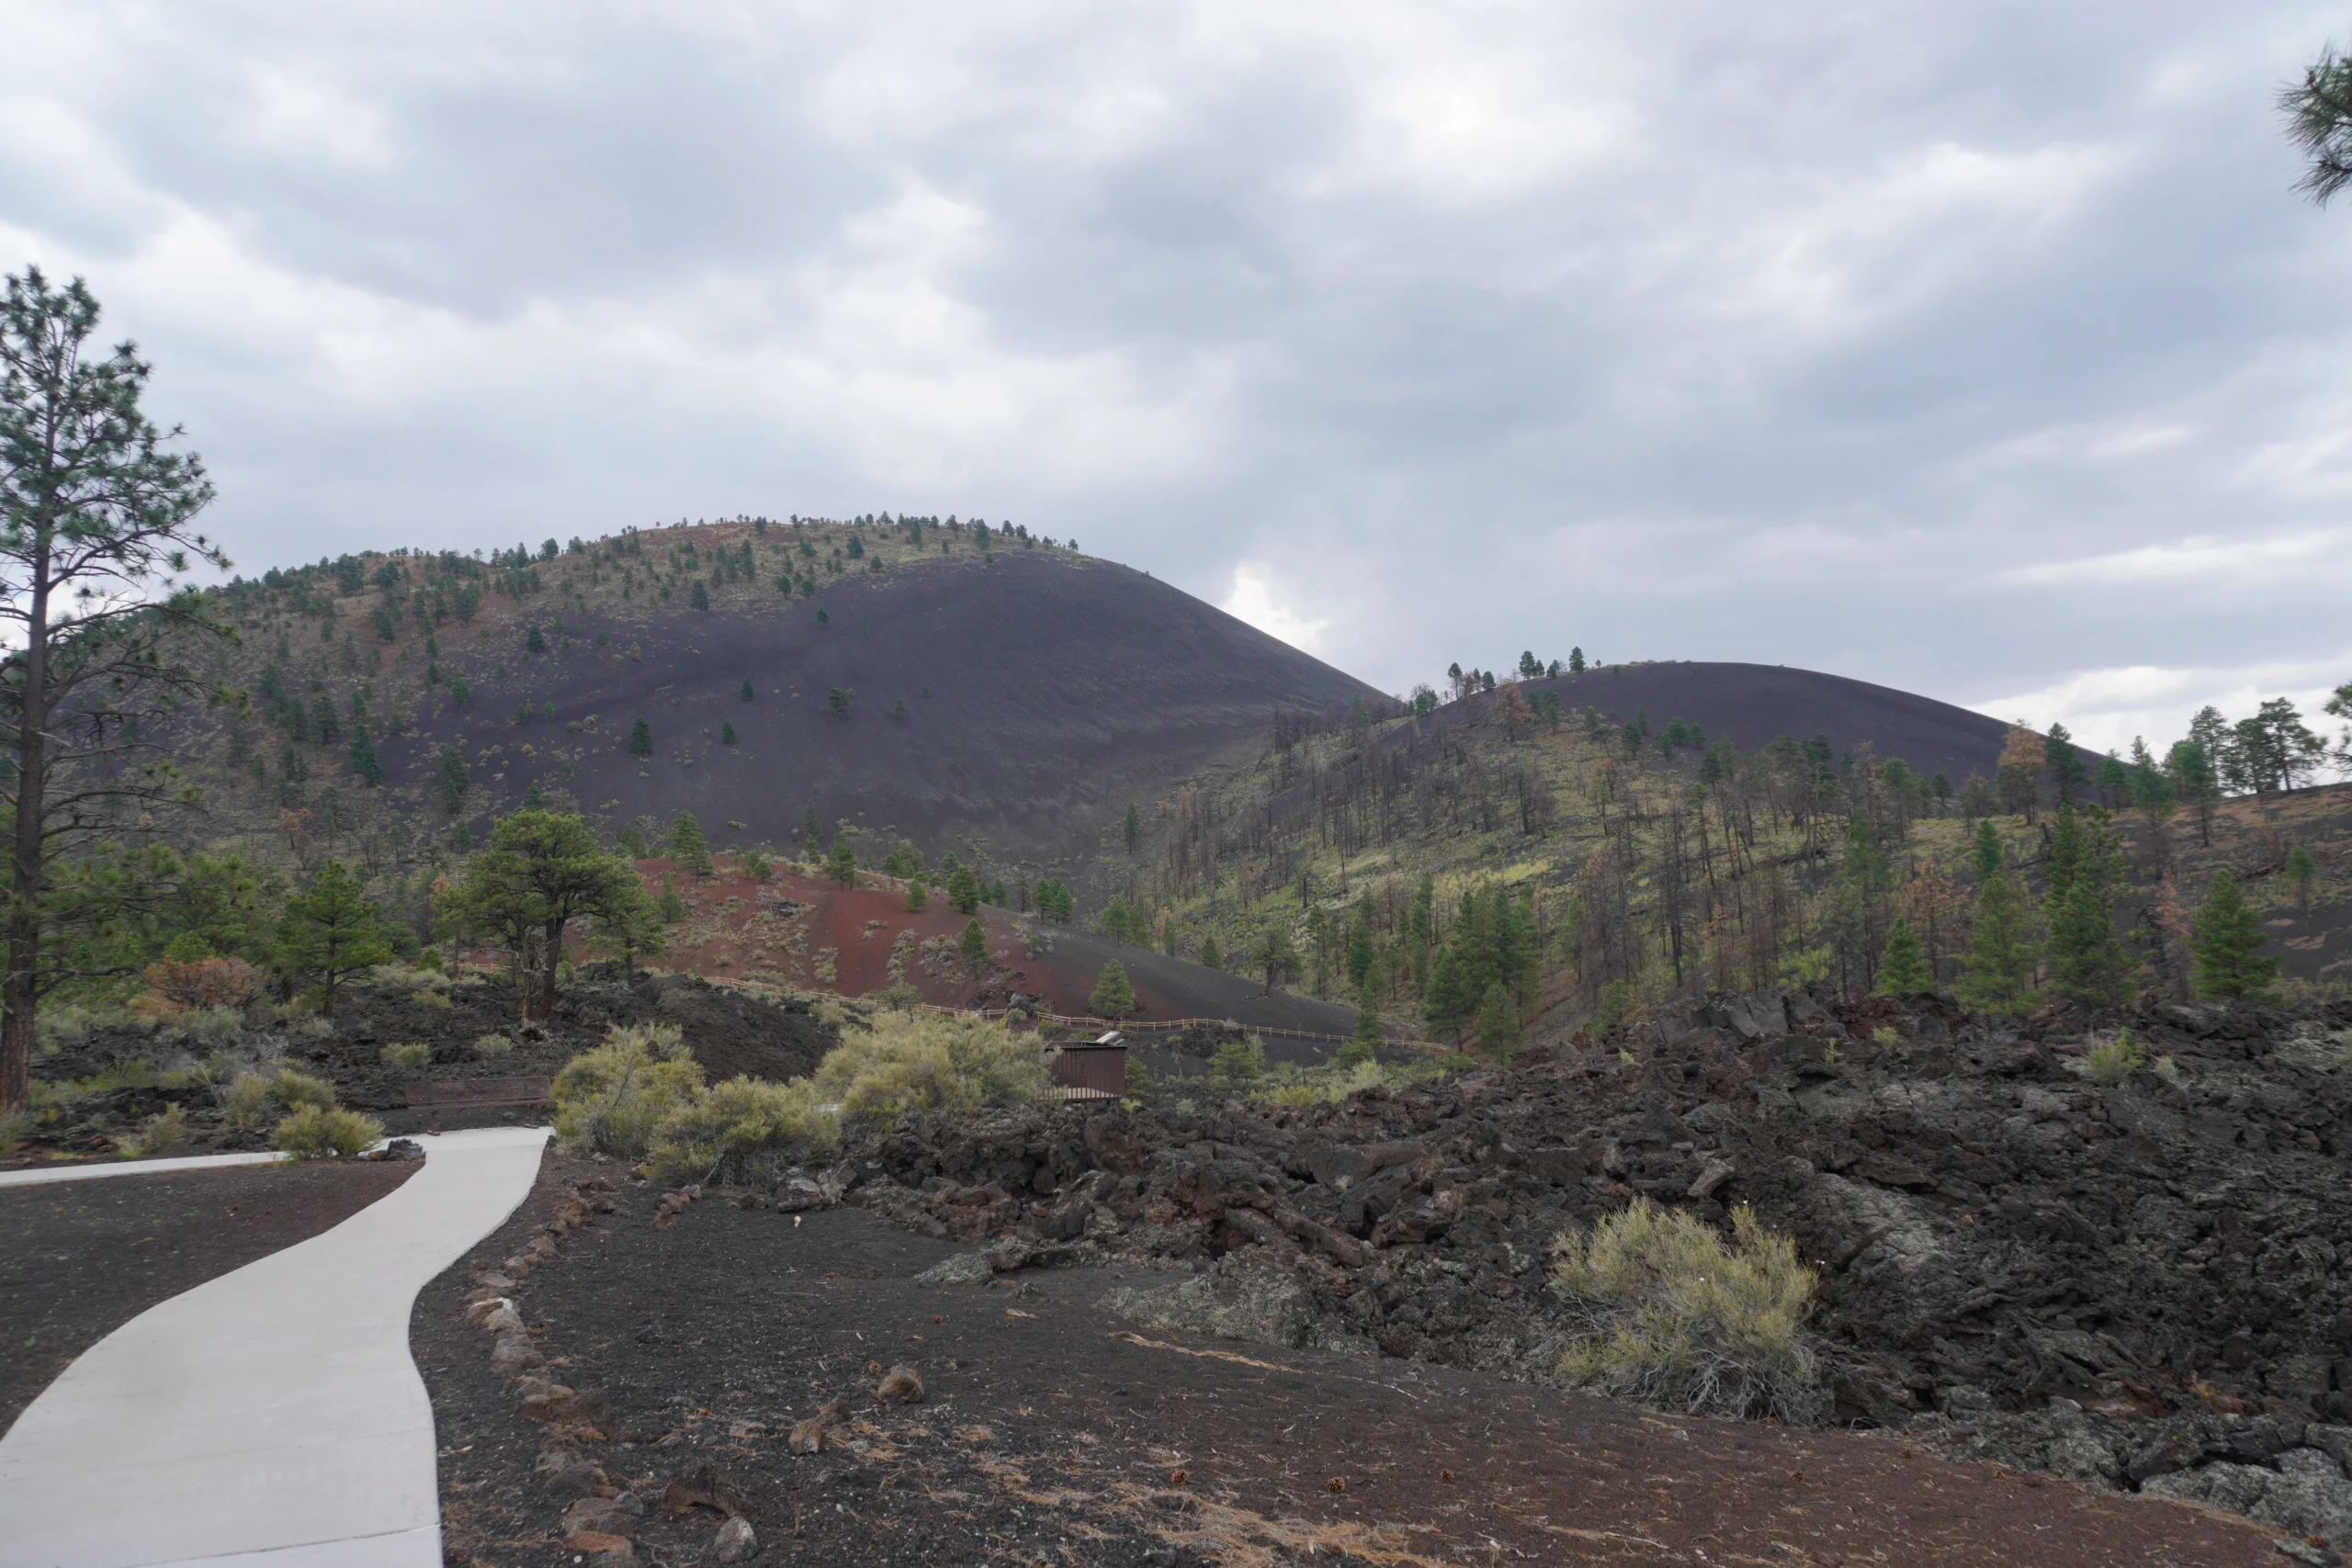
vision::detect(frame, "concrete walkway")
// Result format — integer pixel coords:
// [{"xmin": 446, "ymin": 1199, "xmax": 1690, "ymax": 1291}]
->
[
  {"xmin": 0, "ymin": 1150, "xmax": 290, "ymax": 1190},
  {"xmin": 0, "ymin": 1127, "xmax": 549, "ymax": 1568}
]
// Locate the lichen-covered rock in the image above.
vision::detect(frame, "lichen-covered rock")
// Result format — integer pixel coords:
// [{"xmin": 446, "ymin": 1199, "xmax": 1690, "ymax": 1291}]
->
[
  {"xmin": 1100, "ymin": 1255, "xmax": 1314, "ymax": 1348},
  {"xmin": 913, "ymin": 1252, "xmax": 994, "ymax": 1286}
]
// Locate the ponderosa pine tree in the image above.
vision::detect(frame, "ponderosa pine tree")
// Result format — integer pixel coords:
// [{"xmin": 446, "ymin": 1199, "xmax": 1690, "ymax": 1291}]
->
[
  {"xmin": 1123, "ymin": 802, "xmax": 1141, "ymax": 855},
  {"xmin": 1089, "ymin": 959, "xmax": 1136, "ymax": 1019},
  {"xmin": 800, "ymin": 804, "xmax": 820, "ymax": 861},
  {"xmin": 1256, "ymin": 924, "xmax": 1298, "ymax": 996},
  {"xmin": 669, "ymin": 810, "xmax": 713, "ymax": 878},
  {"xmin": 2044, "ymin": 723, "xmax": 2089, "ymax": 807},
  {"xmin": 738, "ymin": 679, "xmax": 754, "ymax": 702},
  {"xmin": 1423, "ymin": 941, "xmax": 1474, "ymax": 1040},
  {"xmin": 1198, "ymin": 932, "xmax": 1221, "ymax": 971},
  {"xmin": 2165, "ymin": 739, "xmax": 2221, "ymax": 846},
  {"xmin": 1877, "ymin": 919, "xmax": 1933, "ymax": 995},
  {"xmin": 1346, "ymin": 897, "xmax": 1376, "ymax": 991},
  {"xmin": 945, "ymin": 863, "xmax": 980, "ymax": 915},
  {"xmin": 337, "ymin": 717, "xmax": 378, "ymax": 785},
  {"xmin": 1958, "ymin": 874, "xmax": 2037, "ymax": 1016},
  {"xmin": 0, "ymin": 269, "xmax": 233, "ymax": 1109},
  {"xmin": 628, "ymin": 716, "xmax": 652, "ymax": 757},
  {"xmin": 616, "ymin": 822, "xmax": 649, "ymax": 859},
  {"xmin": 2043, "ymin": 806, "xmax": 2132, "ymax": 1008},
  {"xmin": 824, "ymin": 830, "xmax": 857, "ymax": 888},
  {"xmin": 1353, "ymin": 977, "xmax": 1381, "ymax": 1044},
  {"xmin": 2288, "ymin": 845, "xmax": 2317, "ymax": 914},
  {"xmin": 1476, "ymin": 980, "xmax": 1520, "ymax": 1059},
  {"xmin": 2190, "ymin": 872, "xmax": 2278, "ymax": 1000},
  {"xmin": 720, "ymin": 721, "xmax": 736, "ymax": 746},
  {"xmin": 1970, "ymin": 818, "xmax": 2003, "ymax": 881},
  {"xmin": 277, "ymin": 860, "xmax": 391, "ymax": 1018},
  {"xmin": 959, "ymin": 919, "xmax": 989, "ymax": 977},
  {"xmin": 435, "ymin": 746, "xmax": 469, "ymax": 814},
  {"xmin": 905, "ymin": 874, "xmax": 927, "ymax": 911},
  {"xmin": 436, "ymin": 809, "xmax": 652, "ymax": 1023},
  {"xmin": 2282, "ymin": 36, "xmax": 2352, "ymax": 202}
]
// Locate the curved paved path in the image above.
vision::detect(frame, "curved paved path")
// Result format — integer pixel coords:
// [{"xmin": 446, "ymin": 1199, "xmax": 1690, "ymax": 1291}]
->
[
  {"xmin": 0, "ymin": 1151, "xmax": 290, "ymax": 1190},
  {"xmin": 0, "ymin": 1128, "xmax": 548, "ymax": 1568}
]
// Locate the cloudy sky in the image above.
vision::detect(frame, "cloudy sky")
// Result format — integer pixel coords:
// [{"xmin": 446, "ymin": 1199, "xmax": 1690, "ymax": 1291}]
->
[{"xmin": 4, "ymin": 1, "xmax": 2349, "ymax": 758}]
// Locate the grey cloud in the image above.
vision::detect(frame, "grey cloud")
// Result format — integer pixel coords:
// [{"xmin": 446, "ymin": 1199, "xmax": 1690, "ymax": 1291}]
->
[{"xmin": 0, "ymin": 0, "xmax": 2345, "ymax": 753}]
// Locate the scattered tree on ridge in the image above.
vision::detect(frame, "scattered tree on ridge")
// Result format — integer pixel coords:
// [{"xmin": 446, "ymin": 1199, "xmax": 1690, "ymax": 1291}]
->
[
  {"xmin": 2190, "ymin": 872, "xmax": 2277, "ymax": 1000},
  {"xmin": 1089, "ymin": 959, "xmax": 1136, "ymax": 1019},
  {"xmin": 277, "ymin": 860, "xmax": 392, "ymax": 1019},
  {"xmin": 1876, "ymin": 919, "xmax": 1932, "ymax": 995},
  {"xmin": 669, "ymin": 810, "xmax": 713, "ymax": 878}
]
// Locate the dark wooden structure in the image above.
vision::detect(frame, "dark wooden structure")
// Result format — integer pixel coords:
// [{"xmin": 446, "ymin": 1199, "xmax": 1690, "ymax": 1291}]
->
[
  {"xmin": 1049, "ymin": 1032, "xmax": 1127, "ymax": 1101},
  {"xmin": 403, "ymin": 1075, "xmax": 553, "ymax": 1131}
]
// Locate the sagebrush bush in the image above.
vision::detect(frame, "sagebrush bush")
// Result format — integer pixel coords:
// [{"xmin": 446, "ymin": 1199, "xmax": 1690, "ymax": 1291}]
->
[
  {"xmin": 275, "ymin": 1105, "xmax": 383, "ymax": 1158},
  {"xmin": 270, "ymin": 1068, "xmax": 337, "ymax": 1114},
  {"xmin": 379, "ymin": 1042, "xmax": 431, "ymax": 1072},
  {"xmin": 551, "ymin": 1022, "xmax": 704, "ymax": 1158},
  {"xmin": 159, "ymin": 1005, "xmax": 248, "ymax": 1047},
  {"xmin": 647, "ymin": 1076, "xmax": 838, "ymax": 1187},
  {"xmin": 474, "ymin": 1032, "xmax": 514, "ymax": 1058},
  {"xmin": 220, "ymin": 1072, "xmax": 276, "ymax": 1131},
  {"xmin": 115, "ymin": 1103, "xmax": 188, "ymax": 1159},
  {"xmin": 1551, "ymin": 1198, "xmax": 1821, "ymax": 1423},
  {"xmin": 35, "ymin": 1003, "xmax": 114, "ymax": 1051},
  {"xmin": 811, "ymin": 1011, "xmax": 1049, "ymax": 1119},
  {"xmin": 413, "ymin": 989, "xmax": 453, "ymax": 1010}
]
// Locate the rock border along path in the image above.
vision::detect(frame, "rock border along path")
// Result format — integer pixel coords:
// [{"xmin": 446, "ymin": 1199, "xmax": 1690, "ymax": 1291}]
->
[{"xmin": 0, "ymin": 1127, "xmax": 549, "ymax": 1568}]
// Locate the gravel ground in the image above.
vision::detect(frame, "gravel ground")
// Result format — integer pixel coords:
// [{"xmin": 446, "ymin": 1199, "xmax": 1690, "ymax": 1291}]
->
[{"xmin": 414, "ymin": 1162, "xmax": 2280, "ymax": 1567}]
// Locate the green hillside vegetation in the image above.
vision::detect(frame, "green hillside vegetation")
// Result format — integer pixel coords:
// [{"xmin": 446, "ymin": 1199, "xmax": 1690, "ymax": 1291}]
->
[{"xmin": 1090, "ymin": 680, "xmax": 2352, "ymax": 1045}]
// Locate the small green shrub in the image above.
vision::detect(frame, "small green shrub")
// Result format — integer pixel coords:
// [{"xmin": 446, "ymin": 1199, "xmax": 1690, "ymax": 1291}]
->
[
  {"xmin": 551, "ymin": 1022, "xmax": 705, "ymax": 1158},
  {"xmin": 874, "ymin": 981, "xmax": 922, "ymax": 1011},
  {"xmin": 275, "ymin": 1104, "xmax": 383, "ymax": 1158},
  {"xmin": 221, "ymin": 1073, "xmax": 276, "ymax": 1131},
  {"xmin": 1551, "ymin": 1198, "xmax": 1821, "ymax": 1423},
  {"xmin": 270, "ymin": 1068, "xmax": 337, "ymax": 1113},
  {"xmin": 380, "ymin": 1043, "xmax": 432, "ymax": 1072},
  {"xmin": 2085, "ymin": 1028, "xmax": 2147, "ymax": 1085},
  {"xmin": 647, "ymin": 1076, "xmax": 838, "ymax": 1188},
  {"xmin": 158, "ymin": 1006, "xmax": 246, "ymax": 1047},
  {"xmin": 811, "ymin": 1011, "xmax": 1049, "ymax": 1120},
  {"xmin": 37, "ymin": 1003, "xmax": 118, "ymax": 1051},
  {"xmin": 474, "ymin": 1032, "xmax": 514, "ymax": 1058},
  {"xmin": 0, "ymin": 1108, "xmax": 28, "ymax": 1157},
  {"xmin": 413, "ymin": 988, "xmax": 453, "ymax": 1010},
  {"xmin": 1208, "ymin": 1034, "xmax": 1266, "ymax": 1089},
  {"xmin": 115, "ymin": 1103, "xmax": 188, "ymax": 1159}
]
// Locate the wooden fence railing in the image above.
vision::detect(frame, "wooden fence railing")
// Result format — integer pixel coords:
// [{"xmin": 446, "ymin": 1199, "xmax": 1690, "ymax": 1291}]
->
[{"xmin": 916, "ymin": 1002, "xmax": 1444, "ymax": 1054}]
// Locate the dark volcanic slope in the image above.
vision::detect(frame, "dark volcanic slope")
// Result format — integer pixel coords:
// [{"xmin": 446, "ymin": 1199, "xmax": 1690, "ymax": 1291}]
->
[
  {"xmin": 1538, "ymin": 660, "xmax": 2010, "ymax": 783},
  {"xmin": 368, "ymin": 550, "xmax": 1376, "ymax": 882}
]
